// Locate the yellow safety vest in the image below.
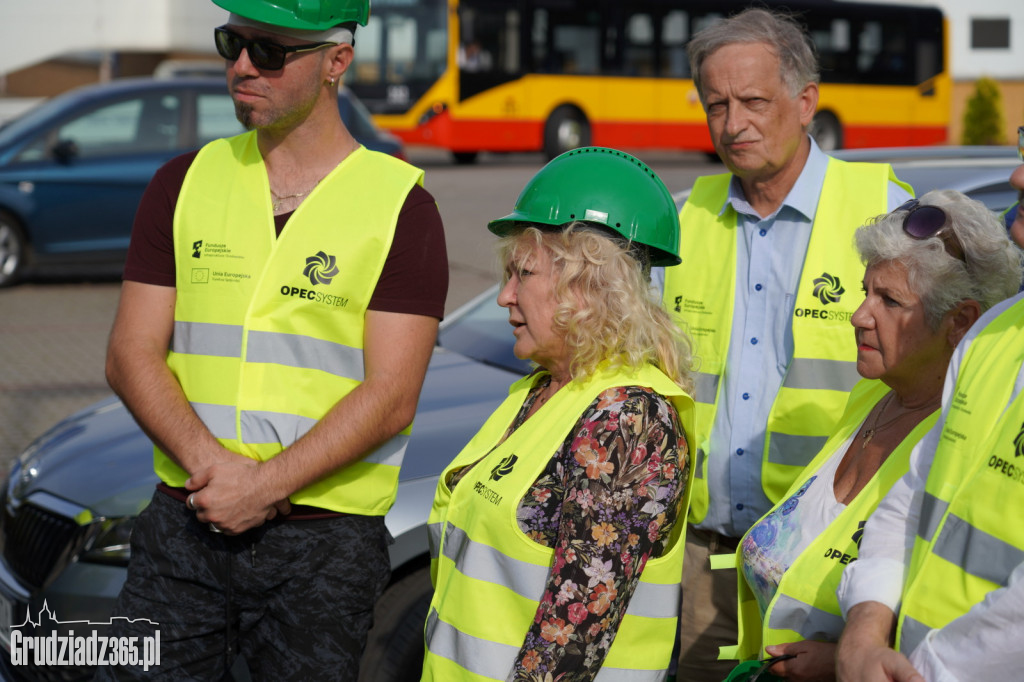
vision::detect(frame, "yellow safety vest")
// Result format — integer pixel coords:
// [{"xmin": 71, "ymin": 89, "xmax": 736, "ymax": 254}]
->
[
  {"xmin": 664, "ymin": 159, "xmax": 908, "ymax": 522},
  {"xmin": 423, "ymin": 364, "xmax": 696, "ymax": 681},
  {"xmin": 896, "ymin": 296, "xmax": 1024, "ymax": 654},
  {"xmin": 722, "ymin": 379, "xmax": 938, "ymax": 661},
  {"xmin": 160, "ymin": 131, "xmax": 423, "ymax": 514}
]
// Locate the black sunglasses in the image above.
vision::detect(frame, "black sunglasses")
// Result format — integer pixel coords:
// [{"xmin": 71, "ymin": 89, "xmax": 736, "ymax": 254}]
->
[
  {"xmin": 896, "ymin": 198, "xmax": 966, "ymax": 263},
  {"xmin": 214, "ymin": 26, "xmax": 335, "ymax": 71}
]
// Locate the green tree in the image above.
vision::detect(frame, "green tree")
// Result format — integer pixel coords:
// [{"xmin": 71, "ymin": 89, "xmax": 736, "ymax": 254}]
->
[{"xmin": 961, "ymin": 76, "xmax": 1005, "ymax": 145}]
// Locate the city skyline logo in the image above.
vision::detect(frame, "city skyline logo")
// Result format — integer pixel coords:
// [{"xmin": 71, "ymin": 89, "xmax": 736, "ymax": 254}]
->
[
  {"xmin": 812, "ymin": 272, "xmax": 845, "ymax": 305},
  {"xmin": 303, "ymin": 251, "xmax": 339, "ymax": 286},
  {"xmin": 9, "ymin": 601, "xmax": 161, "ymax": 670},
  {"xmin": 11, "ymin": 600, "xmax": 159, "ymax": 631}
]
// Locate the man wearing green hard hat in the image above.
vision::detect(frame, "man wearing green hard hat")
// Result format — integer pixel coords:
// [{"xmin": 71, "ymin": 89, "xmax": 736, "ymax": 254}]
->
[{"xmin": 100, "ymin": 0, "xmax": 448, "ymax": 678}]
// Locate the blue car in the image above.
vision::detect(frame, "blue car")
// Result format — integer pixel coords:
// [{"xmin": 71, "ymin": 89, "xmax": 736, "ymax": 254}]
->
[{"xmin": 0, "ymin": 77, "xmax": 405, "ymax": 287}]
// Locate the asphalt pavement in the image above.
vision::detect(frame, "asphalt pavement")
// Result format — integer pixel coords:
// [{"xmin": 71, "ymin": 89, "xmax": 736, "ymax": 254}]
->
[{"xmin": 0, "ymin": 147, "xmax": 715, "ymax": 476}]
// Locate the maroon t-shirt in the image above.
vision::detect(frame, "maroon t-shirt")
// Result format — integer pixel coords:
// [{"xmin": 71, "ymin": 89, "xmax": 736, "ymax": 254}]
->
[{"xmin": 124, "ymin": 151, "xmax": 448, "ymax": 319}]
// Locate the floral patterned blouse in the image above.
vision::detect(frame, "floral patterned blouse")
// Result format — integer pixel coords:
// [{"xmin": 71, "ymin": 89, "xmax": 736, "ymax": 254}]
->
[{"xmin": 454, "ymin": 375, "xmax": 689, "ymax": 682}]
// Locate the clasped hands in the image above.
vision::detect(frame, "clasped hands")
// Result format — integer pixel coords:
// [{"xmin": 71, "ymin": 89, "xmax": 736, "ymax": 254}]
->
[{"xmin": 184, "ymin": 450, "xmax": 291, "ymax": 535}]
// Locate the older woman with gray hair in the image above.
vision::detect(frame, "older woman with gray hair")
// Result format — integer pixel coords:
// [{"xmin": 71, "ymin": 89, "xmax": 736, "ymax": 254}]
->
[{"xmin": 721, "ymin": 189, "xmax": 1022, "ymax": 682}]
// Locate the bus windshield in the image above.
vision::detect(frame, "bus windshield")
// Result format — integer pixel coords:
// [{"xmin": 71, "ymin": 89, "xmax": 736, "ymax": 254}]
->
[{"xmin": 349, "ymin": 0, "xmax": 448, "ymax": 114}]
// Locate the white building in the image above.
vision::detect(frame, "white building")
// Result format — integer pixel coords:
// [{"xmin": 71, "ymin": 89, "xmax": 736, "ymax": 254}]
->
[{"xmin": 0, "ymin": 0, "xmax": 224, "ymax": 78}]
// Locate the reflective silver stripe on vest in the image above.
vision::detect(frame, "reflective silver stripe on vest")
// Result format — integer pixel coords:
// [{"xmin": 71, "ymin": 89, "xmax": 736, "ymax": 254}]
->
[
  {"xmin": 766, "ymin": 432, "xmax": 828, "ymax": 467},
  {"xmin": 693, "ymin": 372, "xmax": 719, "ymax": 404},
  {"xmin": 191, "ymin": 402, "xmax": 237, "ymax": 439},
  {"xmin": 425, "ymin": 608, "xmax": 666, "ymax": 682},
  {"xmin": 783, "ymin": 358, "xmax": 861, "ymax": 391},
  {"xmin": 916, "ymin": 492, "xmax": 948, "ymax": 544},
  {"xmin": 898, "ymin": 615, "xmax": 931, "ymax": 655},
  {"xmin": 238, "ymin": 410, "xmax": 407, "ymax": 465},
  {"xmin": 246, "ymin": 330, "xmax": 365, "ymax": 381},
  {"xmin": 425, "ymin": 607, "xmax": 517, "ymax": 679},
  {"xmin": 361, "ymin": 433, "xmax": 409, "ymax": 467},
  {"xmin": 931, "ymin": 513, "xmax": 1024, "ymax": 587},
  {"xmin": 694, "ymin": 448, "xmax": 706, "ymax": 479},
  {"xmin": 428, "ymin": 521, "xmax": 443, "ymax": 560},
  {"xmin": 240, "ymin": 410, "xmax": 318, "ymax": 446},
  {"xmin": 767, "ymin": 594, "xmax": 845, "ymax": 642},
  {"xmin": 442, "ymin": 523, "xmax": 677, "ymax": 619},
  {"xmin": 173, "ymin": 321, "xmax": 243, "ymax": 357}
]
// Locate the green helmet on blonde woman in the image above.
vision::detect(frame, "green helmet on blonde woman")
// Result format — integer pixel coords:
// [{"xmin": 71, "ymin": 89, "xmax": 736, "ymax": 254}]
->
[
  {"xmin": 487, "ymin": 147, "xmax": 682, "ymax": 267},
  {"xmin": 213, "ymin": 0, "xmax": 370, "ymax": 29}
]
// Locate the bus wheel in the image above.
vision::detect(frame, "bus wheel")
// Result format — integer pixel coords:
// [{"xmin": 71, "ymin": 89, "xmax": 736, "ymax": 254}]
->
[
  {"xmin": 544, "ymin": 106, "xmax": 590, "ymax": 160},
  {"xmin": 810, "ymin": 111, "xmax": 843, "ymax": 151},
  {"xmin": 452, "ymin": 151, "xmax": 479, "ymax": 165}
]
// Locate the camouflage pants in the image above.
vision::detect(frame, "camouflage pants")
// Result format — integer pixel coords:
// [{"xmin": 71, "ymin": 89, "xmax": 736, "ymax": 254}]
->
[{"xmin": 95, "ymin": 489, "xmax": 391, "ymax": 681}]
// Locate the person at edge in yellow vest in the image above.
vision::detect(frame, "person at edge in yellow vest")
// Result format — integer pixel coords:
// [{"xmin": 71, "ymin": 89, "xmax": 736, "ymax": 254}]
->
[
  {"xmin": 99, "ymin": 0, "xmax": 448, "ymax": 678},
  {"xmin": 422, "ymin": 147, "xmax": 696, "ymax": 682},
  {"xmin": 652, "ymin": 9, "xmax": 913, "ymax": 680},
  {"xmin": 835, "ymin": 292, "xmax": 1024, "ymax": 680},
  {"xmin": 720, "ymin": 191, "xmax": 1023, "ymax": 682}
]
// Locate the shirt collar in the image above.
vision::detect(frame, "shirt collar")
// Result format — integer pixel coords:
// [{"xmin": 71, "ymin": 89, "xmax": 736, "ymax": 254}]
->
[{"xmin": 721, "ymin": 136, "xmax": 829, "ymax": 222}]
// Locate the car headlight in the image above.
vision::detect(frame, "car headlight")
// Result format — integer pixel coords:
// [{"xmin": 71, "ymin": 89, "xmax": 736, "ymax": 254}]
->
[{"xmin": 79, "ymin": 517, "xmax": 135, "ymax": 566}]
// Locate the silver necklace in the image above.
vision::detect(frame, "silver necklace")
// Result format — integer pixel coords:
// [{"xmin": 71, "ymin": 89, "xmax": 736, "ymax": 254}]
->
[{"xmin": 271, "ymin": 179, "xmax": 323, "ymax": 212}]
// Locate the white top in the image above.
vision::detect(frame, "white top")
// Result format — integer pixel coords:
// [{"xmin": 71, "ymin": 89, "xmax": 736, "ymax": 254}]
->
[
  {"xmin": 836, "ymin": 291, "xmax": 1024, "ymax": 681},
  {"xmin": 741, "ymin": 433, "xmax": 853, "ymax": 622}
]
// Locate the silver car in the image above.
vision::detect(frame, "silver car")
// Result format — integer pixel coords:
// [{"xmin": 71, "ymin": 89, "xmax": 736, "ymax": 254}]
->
[{"xmin": 0, "ymin": 146, "xmax": 1019, "ymax": 681}]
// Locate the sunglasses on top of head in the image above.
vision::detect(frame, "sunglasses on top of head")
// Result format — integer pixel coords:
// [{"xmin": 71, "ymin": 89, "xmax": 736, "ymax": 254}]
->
[
  {"xmin": 896, "ymin": 198, "xmax": 966, "ymax": 263},
  {"xmin": 214, "ymin": 26, "xmax": 336, "ymax": 71}
]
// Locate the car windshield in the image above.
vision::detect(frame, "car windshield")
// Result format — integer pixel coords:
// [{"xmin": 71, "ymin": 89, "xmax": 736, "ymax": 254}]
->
[
  {"xmin": 438, "ymin": 286, "xmax": 532, "ymax": 375},
  {"xmin": 0, "ymin": 95, "xmax": 70, "ymax": 147}
]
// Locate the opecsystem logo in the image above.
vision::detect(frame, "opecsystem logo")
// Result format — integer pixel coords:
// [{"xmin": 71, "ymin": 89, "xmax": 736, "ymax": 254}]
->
[
  {"xmin": 1014, "ymin": 421, "xmax": 1024, "ymax": 458},
  {"xmin": 490, "ymin": 454, "xmax": 518, "ymax": 481},
  {"xmin": 852, "ymin": 520, "xmax": 866, "ymax": 549},
  {"xmin": 303, "ymin": 251, "xmax": 339, "ymax": 286},
  {"xmin": 812, "ymin": 272, "xmax": 845, "ymax": 305}
]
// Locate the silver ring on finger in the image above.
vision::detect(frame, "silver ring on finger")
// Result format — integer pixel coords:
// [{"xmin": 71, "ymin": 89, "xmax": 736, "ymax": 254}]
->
[{"xmin": 187, "ymin": 493, "xmax": 197, "ymax": 510}]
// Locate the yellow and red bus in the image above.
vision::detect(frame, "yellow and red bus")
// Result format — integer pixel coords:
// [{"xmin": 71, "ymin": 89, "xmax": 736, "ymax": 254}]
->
[{"xmin": 348, "ymin": 0, "xmax": 948, "ymax": 163}]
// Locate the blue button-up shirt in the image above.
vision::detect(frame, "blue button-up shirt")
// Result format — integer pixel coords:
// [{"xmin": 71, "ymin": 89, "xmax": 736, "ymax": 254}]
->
[{"xmin": 657, "ymin": 140, "xmax": 911, "ymax": 538}]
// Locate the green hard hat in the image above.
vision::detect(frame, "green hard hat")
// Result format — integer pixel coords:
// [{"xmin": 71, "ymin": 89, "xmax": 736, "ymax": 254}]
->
[
  {"xmin": 722, "ymin": 659, "xmax": 786, "ymax": 682},
  {"xmin": 213, "ymin": 0, "xmax": 370, "ymax": 29},
  {"xmin": 488, "ymin": 147, "xmax": 682, "ymax": 267}
]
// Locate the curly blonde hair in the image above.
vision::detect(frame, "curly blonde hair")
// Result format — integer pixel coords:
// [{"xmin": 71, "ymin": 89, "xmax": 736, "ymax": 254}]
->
[{"xmin": 499, "ymin": 224, "xmax": 694, "ymax": 393}]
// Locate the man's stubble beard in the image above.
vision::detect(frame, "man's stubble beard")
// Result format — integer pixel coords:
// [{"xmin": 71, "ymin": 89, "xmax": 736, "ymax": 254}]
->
[{"xmin": 235, "ymin": 101, "xmax": 256, "ymax": 130}]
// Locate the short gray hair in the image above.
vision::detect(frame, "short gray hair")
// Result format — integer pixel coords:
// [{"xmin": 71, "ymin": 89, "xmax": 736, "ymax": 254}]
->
[
  {"xmin": 688, "ymin": 8, "xmax": 820, "ymax": 104},
  {"xmin": 855, "ymin": 189, "xmax": 1024, "ymax": 328}
]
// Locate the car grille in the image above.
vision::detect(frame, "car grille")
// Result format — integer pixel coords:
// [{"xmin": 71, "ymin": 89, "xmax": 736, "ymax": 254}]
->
[{"xmin": 1, "ymin": 496, "xmax": 81, "ymax": 590}]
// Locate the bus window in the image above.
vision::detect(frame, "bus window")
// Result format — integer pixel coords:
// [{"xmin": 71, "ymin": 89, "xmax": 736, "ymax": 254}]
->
[
  {"xmin": 459, "ymin": 2, "xmax": 522, "ymax": 99},
  {"xmin": 625, "ymin": 13, "xmax": 655, "ymax": 77},
  {"xmin": 531, "ymin": 6, "xmax": 601, "ymax": 75},
  {"xmin": 349, "ymin": 0, "xmax": 447, "ymax": 114},
  {"xmin": 661, "ymin": 10, "xmax": 690, "ymax": 78}
]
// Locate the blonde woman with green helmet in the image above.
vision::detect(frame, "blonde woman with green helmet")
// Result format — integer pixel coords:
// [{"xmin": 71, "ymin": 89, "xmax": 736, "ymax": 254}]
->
[{"xmin": 422, "ymin": 147, "xmax": 697, "ymax": 681}]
